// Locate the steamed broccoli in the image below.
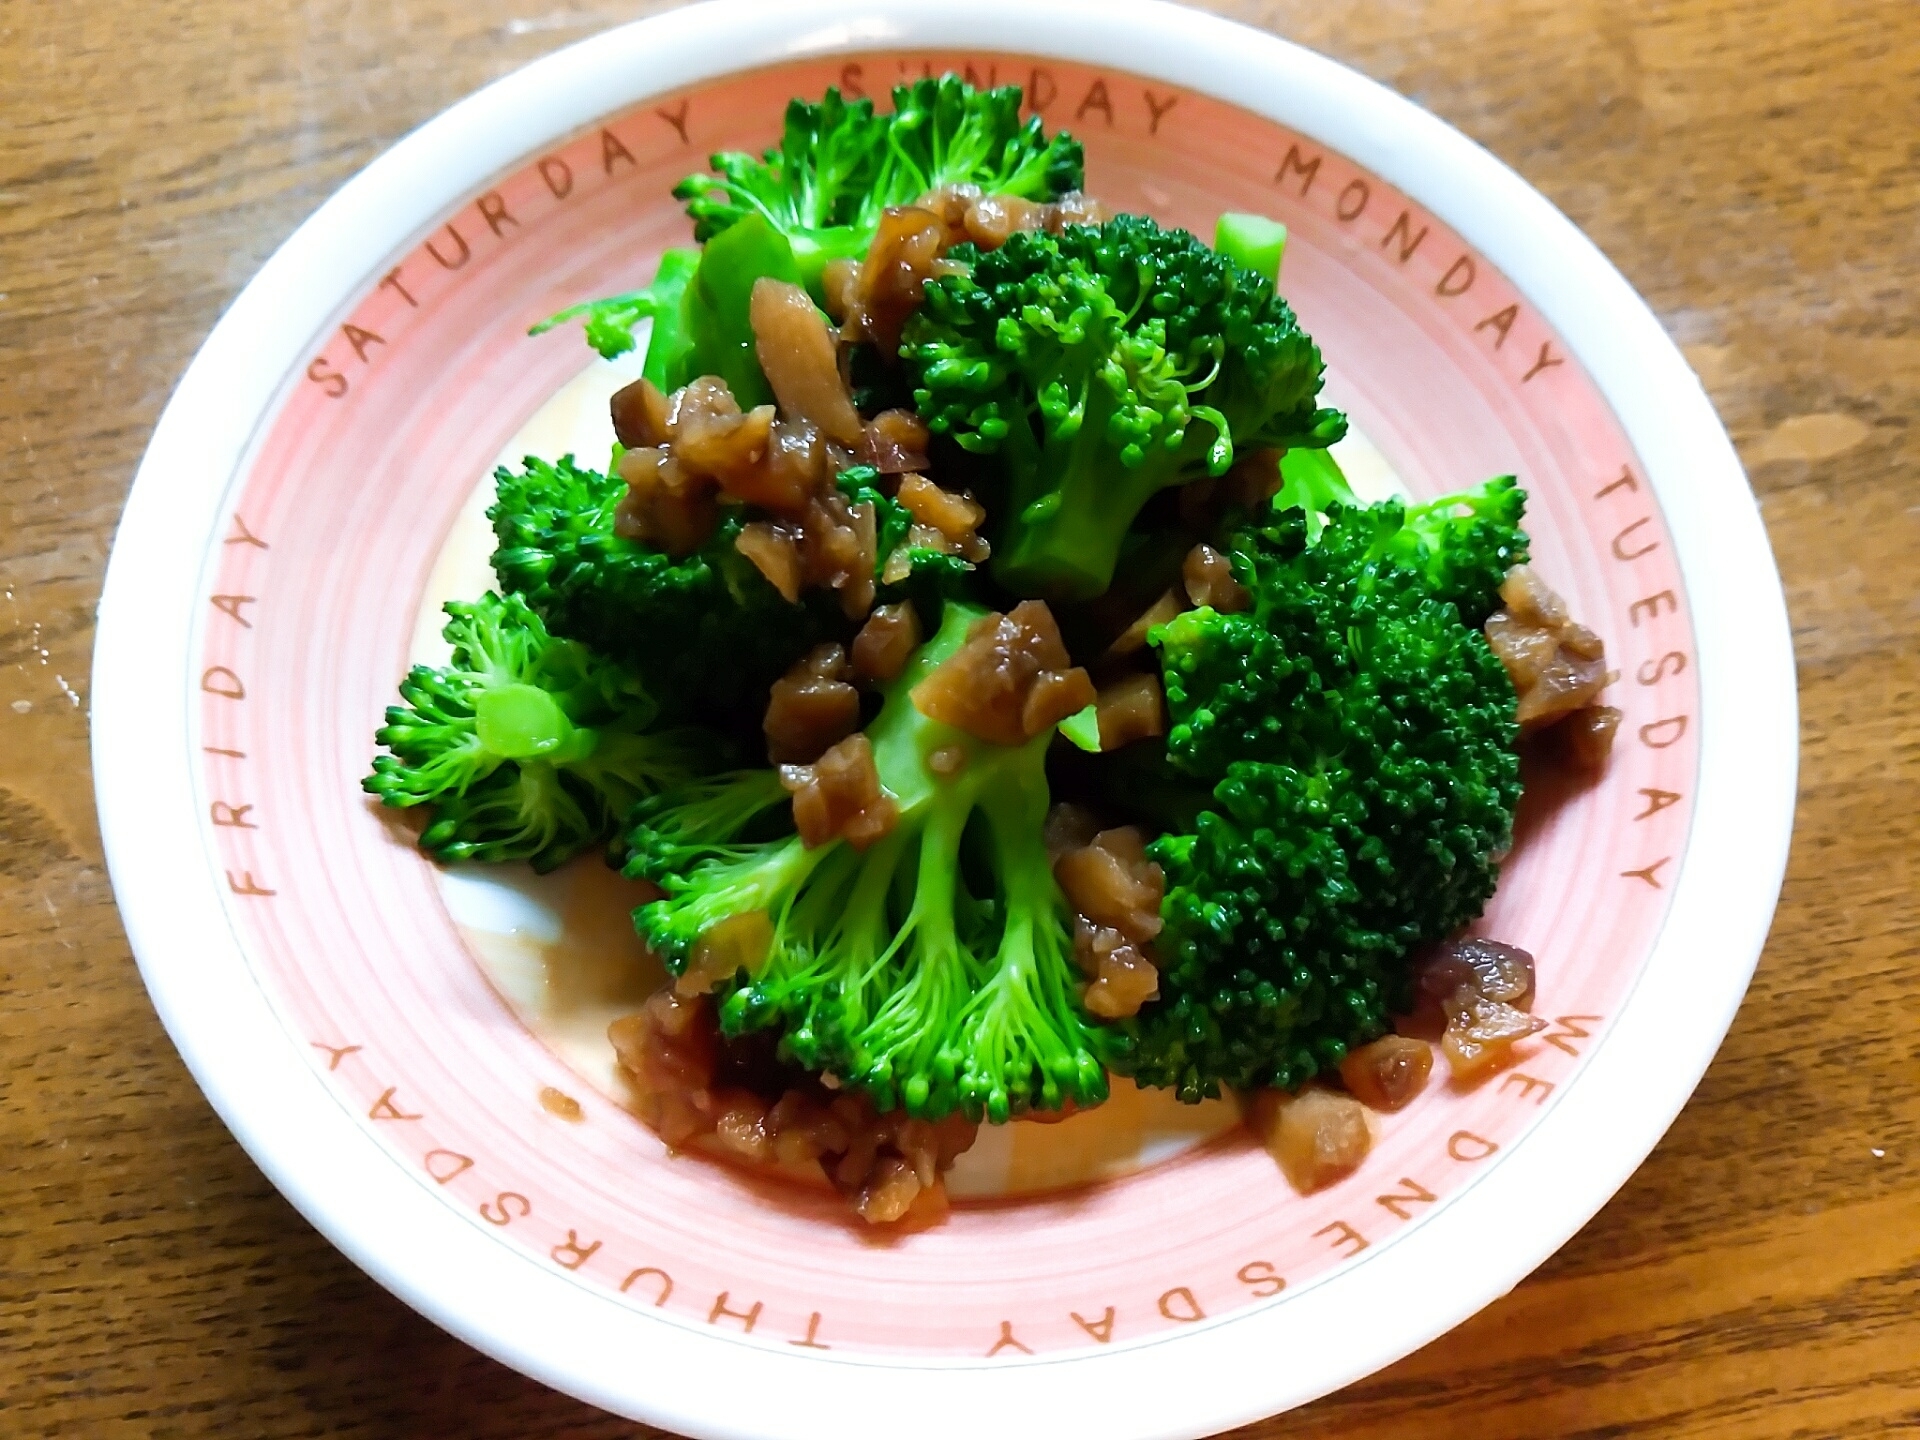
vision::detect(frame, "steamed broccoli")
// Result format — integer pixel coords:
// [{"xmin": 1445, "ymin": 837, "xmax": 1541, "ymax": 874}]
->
[
  {"xmin": 489, "ymin": 454, "xmax": 840, "ymax": 719},
  {"xmin": 624, "ymin": 601, "xmax": 1111, "ymax": 1123},
  {"xmin": 1111, "ymin": 473, "xmax": 1528, "ymax": 1099},
  {"xmin": 528, "ymin": 246, "xmax": 699, "ymax": 370},
  {"xmin": 901, "ymin": 213, "xmax": 1347, "ymax": 602},
  {"xmin": 363, "ymin": 591, "xmax": 712, "ymax": 871},
  {"xmin": 675, "ymin": 75, "xmax": 1085, "ymax": 298}
]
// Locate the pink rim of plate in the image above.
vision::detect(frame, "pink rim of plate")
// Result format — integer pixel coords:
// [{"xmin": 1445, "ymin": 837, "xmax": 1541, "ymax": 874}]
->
[{"xmin": 92, "ymin": 3, "xmax": 1796, "ymax": 1437}]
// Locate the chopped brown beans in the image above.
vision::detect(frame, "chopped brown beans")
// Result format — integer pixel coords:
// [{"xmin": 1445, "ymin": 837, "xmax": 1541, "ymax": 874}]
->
[
  {"xmin": 1183, "ymin": 543, "xmax": 1250, "ymax": 613},
  {"xmin": 729, "ymin": 417, "xmax": 828, "ymax": 514},
  {"xmin": 850, "ymin": 602, "xmax": 923, "ymax": 684},
  {"xmin": 859, "ymin": 409, "xmax": 931, "ymax": 473},
  {"xmin": 1022, "ymin": 669, "xmax": 1098, "ymax": 739},
  {"xmin": 1420, "ymin": 937, "xmax": 1537, "ymax": 1011},
  {"xmin": 607, "ymin": 990, "xmax": 720, "ymax": 1148},
  {"xmin": 1400, "ymin": 937, "xmax": 1545, "ymax": 1081},
  {"xmin": 820, "ymin": 257, "xmax": 860, "ymax": 324},
  {"xmin": 1249, "ymin": 1086, "xmax": 1372, "ymax": 1194},
  {"xmin": 850, "ymin": 204, "xmax": 949, "ymax": 353},
  {"xmin": 781, "ymin": 732, "xmax": 899, "ymax": 849},
  {"xmin": 1046, "ymin": 191, "xmax": 1110, "ymax": 230},
  {"xmin": 616, "ymin": 446, "xmax": 718, "ymax": 556},
  {"xmin": 1054, "ymin": 826, "xmax": 1165, "ymax": 944},
  {"xmin": 764, "ymin": 644, "xmax": 861, "ymax": 764},
  {"xmin": 609, "ymin": 991, "xmax": 979, "ymax": 1226},
  {"xmin": 734, "ymin": 521, "xmax": 803, "ymax": 602},
  {"xmin": 1106, "ymin": 588, "xmax": 1185, "ymax": 658},
  {"xmin": 798, "ymin": 491, "xmax": 878, "ymax": 619},
  {"xmin": 749, "ymin": 278, "xmax": 865, "ymax": 445},
  {"xmin": 1485, "ymin": 565, "xmax": 1617, "ymax": 732},
  {"xmin": 1440, "ymin": 992, "xmax": 1547, "ymax": 1081},
  {"xmin": 897, "ymin": 473, "xmax": 986, "ymax": 545},
  {"xmin": 609, "ymin": 376, "xmax": 673, "ymax": 449},
  {"xmin": 1074, "ymin": 919, "xmax": 1160, "ymax": 1018},
  {"xmin": 1562, "ymin": 704, "xmax": 1623, "ymax": 768},
  {"xmin": 673, "ymin": 398, "xmax": 775, "ymax": 479},
  {"xmin": 1095, "ymin": 672, "xmax": 1166, "ymax": 751},
  {"xmin": 962, "ymin": 191, "xmax": 1048, "ymax": 248},
  {"xmin": 1338, "ymin": 1035, "xmax": 1434, "ymax": 1112},
  {"xmin": 911, "ymin": 601, "xmax": 1095, "ymax": 746}
]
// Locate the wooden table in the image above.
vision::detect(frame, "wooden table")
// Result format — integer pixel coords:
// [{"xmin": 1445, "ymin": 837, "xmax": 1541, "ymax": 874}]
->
[{"xmin": 4, "ymin": 1, "xmax": 1914, "ymax": 1434}]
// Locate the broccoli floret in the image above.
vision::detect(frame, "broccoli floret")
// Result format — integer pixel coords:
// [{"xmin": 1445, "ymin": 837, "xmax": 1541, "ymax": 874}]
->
[
  {"xmin": 1272, "ymin": 455, "xmax": 1528, "ymax": 623},
  {"xmin": 901, "ymin": 213, "xmax": 1347, "ymax": 601},
  {"xmin": 624, "ymin": 602, "xmax": 1111, "ymax": 1123},
  {"xmin": 1110, "ymin": 481, "xmax": 1528, "ymax": 1100},
  {"xmin": 488, "ymin": 454, "xmax": 840, "ymax": 719},
  {"xmin": 363, "ymin": 592, "xmax": 712, "ymax": 872},
  {"xmin": 528, "ymin": 247, "xmax": 698, "ymax": 371},
  {"xmin": 674, "ymin": 75, "xmax": 1084, "ymax": 298}
]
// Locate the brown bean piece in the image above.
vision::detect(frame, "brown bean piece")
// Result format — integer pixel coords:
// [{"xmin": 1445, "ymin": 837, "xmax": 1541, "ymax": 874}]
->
[
  {"xmin": 1046, "ymin": 190, "xmax": 1110, "ymax": 229},
  {"xmin": 1562, "ymin": 704, "xmax": 1623, "ymax": 767},
  {"xmin": 850, "ymin": 204, "xmax": 950, "ymax": 353},
  {"xmin": 1485, "ymin": 564, "xmax": 1619, "ymax": 737},
  {"xmin": 675, "ymin": 400, "xmax": 774, "ymax": 482},
  {"xmin": 911, "ymin": 601, "xmax": 1094, "ymax": 746},
  {"xmin": 1074, "ymin": 919, "xmax": 1160, "ymax": 1018},
  {"xmin": 798, "ymin": 491, "xmax": 878, "ymax": 620},
  {"xmin": 735, "ymin": 520, "xmax": 803, "ymax": 602},
  {"xmin": 749, "ymin": 277, "xmax": 865, "ymax": 446},
  {"xmin": 1106, "ymin": 588, "xmax": 1186, "ymax": 658},
  {"xmin": 963, "ymin": 192, "xmax": 1048, "ymax": 249},
  {"xmin": 607, "ymin": 990, "xmax": 720, "ymax": 1149},
  {"xmin": 781, "ymin": 733, "xmax": 898, "ymax": 850},
  {"xmin": 764, "ymin": 645, "xmax": 861, "ymax": 764},
  {"xmin": 820, "ymin": 257, "xmax": 860, "ymax": 324},
  {"xmin": 898, "ymin": 472, "xmax": 985, "ymax": 543},
  {"xmin": 860, "ymin": 409, "xmax": 931, "ymax": 474},
  {"xmin": 1183, "ymin": 543, "xmax": 1250, "ymax": 613},
  {"xmin": 1338, "ymin": 1035, "xmax": 1434, "ymax": 1112},
  {"xmin": 850, "ymin": 602, "xmax": 923, "ymax": 684},
  {"xmin": 1424, "ymin": 937, "xmax": 1537, "ymax": 1009},
  {"xmin": 1250, "ymin": 1086, "xmax": 1372, "ymax": 1195},
  {"xmin": 1440, "ymin": 991, "xmax": 1547, "ymax": 1081},
  {"xmin": 616, "ymin": 446, "xmax": 717, "ymax": 556},
  {"xmin": 1054, "ymin": 827, "xmax": 1164, "ymax": 944},
  {"xmin": 1021, "ymin": 667, "xmax": 1098, "ymax": 739},
  {"xmin": 1499, "ymin": 564, "xmax": 1570, "ymax": 629},
  {"xmin": 1095, "ymin": 672, "xmax": 1166, "ymax": 751},
  {"xmin": 609, "ymin": 376, "xmax": 674, "ymax": 449}
]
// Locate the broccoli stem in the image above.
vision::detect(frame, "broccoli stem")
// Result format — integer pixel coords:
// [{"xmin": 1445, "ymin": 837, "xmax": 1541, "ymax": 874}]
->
[{"xmin": 991, "ymin": 393, "xmax": 1192, "ymax": 601}]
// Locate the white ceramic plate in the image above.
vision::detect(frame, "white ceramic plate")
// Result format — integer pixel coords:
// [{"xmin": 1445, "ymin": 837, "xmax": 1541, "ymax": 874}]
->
[{"xmin": 92, "ymin": 3, "xmax": 1795, "ymax": 1435}]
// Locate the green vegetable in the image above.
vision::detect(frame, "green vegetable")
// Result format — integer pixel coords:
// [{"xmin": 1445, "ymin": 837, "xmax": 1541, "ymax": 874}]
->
[
  {"xmin": 1109, "ymin": 472, "xmax": 1529, "ymax": 1100},
  {"xmin": 1214, "ymin": 212, "xmax": 1287, "ymax": 283},
  {"xmin": 679, "ymin": 214, "xmax": 804, "ymax": 408},
  {"xmin": 901, "ymin": 213, "xmax": 1347, "ymax": 602},
  {"xmin": 624, "ymin": 601, "xmax": 1112, "ymax": 1124},
  {"xmin": 363, "ymin": 592, "xmax": 713, "ymax": 872},
  {"xmin": 529, "ymin": 247, "xmax": 698, "ymax": 380},
  {"xmin": 675, "ymin": 75, "xmax": 1085, "ymax": 299},
  {"xmin": 488, "ymin": 454, "xmax": 840, "ymax": 719}
]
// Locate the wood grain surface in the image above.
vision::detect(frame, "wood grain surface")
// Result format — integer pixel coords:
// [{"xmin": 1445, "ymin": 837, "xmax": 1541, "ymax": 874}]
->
[{"xmin": 3, "ymin": 1, "xmax": 1915, "ymax": 1435}]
